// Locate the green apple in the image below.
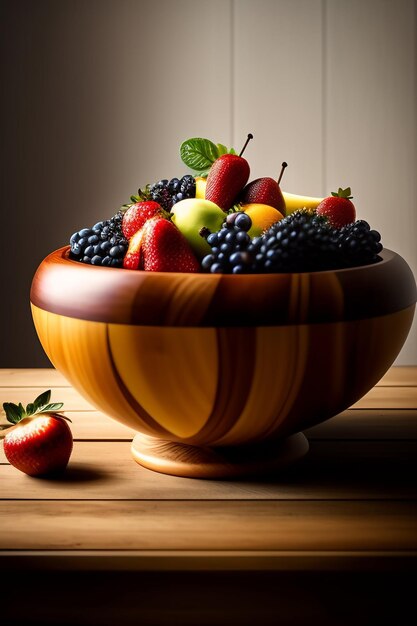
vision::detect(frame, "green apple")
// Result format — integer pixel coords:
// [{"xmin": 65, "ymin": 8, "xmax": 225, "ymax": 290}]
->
[{"xmin": 171, "ymin": 198, "xmax": 225, "ymax": 258}]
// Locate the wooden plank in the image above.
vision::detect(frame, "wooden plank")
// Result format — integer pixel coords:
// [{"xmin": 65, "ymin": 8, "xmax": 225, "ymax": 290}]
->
[
  {"xmin": 352, "ymin": 386, "xmax": 417, "ymax": 409},
  {"xmin": 0, "ymin": 368, "xmax": 70, "ymax": 387},
  {"xmin": 377, "ymin": 367, "xmax": 417, "ymax": 387},
  {"xmin": 306, "ymin": 409, "xmax": 417, "ymax": 440},
  {"xmin": 1, "ymin": 383, "xmax": 416, "ymax": 425},
  {"xmin": 0, "ymin": 386, "xmax": 95, "ymax": 411},
  {"xmin": 0, "ymin": 440, "xmax": 415, "ymax": 501},
  {"xmin": 0, "ymin": 500, "xmax": 415, "ymax": 551},
  {"xmin": 12, "ymin": 407, "xmax": 413, "ymax": 443},
  {"xmin": 325, "ymin": 0, "xmax": 417, "ymax": 365},
  {"xmin": 234, "ymin": 0, "xmax": 323, "ymax": 195}
]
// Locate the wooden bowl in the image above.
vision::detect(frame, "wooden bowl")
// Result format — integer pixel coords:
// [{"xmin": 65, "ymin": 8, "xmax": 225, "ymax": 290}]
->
[{"xmin": 31, "ymin": 247, "xmax": 416, "ymax": 477}]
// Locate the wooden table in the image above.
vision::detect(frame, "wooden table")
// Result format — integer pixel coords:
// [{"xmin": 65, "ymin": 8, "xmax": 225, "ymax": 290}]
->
[{"xmin": 1, "ymin": 367, "xmax": 416, "ymax": 625}]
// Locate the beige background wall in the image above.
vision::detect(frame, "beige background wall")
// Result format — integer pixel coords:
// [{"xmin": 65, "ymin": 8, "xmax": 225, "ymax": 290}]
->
[{"xmin": 1, "ymin": 0, "xmax": 416, "ymax": 366}]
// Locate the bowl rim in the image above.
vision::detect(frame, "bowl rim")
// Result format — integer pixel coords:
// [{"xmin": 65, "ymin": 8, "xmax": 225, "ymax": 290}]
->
[{"xmin": 30, "ymin": 247, "xmax": 416, "ymax": 327}]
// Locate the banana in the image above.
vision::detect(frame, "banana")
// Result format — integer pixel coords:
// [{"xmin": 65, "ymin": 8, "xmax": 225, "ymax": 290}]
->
[
  {"xmin": 282, "ymin": 191, "xmax": 323, "ymax": 215},
  {"xmin": 195, "ymin": 176, "xmax": 207, "ymax": 200}
]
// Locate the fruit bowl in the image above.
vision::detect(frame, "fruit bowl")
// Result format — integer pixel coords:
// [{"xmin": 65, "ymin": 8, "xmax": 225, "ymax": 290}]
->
[{"xmin": 31, "ymin": 246, "xmax": 416, "ymax": 478}]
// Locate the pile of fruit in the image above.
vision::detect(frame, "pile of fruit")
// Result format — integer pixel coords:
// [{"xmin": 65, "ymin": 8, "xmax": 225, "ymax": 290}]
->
[{"xmin": 69, "ymin": 135, "xmax": 383, "ymax": 273}]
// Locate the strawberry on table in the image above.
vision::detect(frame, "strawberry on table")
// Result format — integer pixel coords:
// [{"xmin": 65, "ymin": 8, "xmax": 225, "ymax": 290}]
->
[
  {"xmin": 316, "ymin": 187, "xmax": 356, "ymax": 228},
  {"xmin": 122, "ymin": 201, "xmax": 167, "ymax": 240},
  {"xmin": 1, "ymin": 390, "xmax": 73, "ymax": 477}
]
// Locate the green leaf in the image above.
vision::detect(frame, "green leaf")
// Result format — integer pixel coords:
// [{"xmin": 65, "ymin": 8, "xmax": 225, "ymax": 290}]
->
[
  {"xmin": 216, "ymin": 143, "xmax": 228, "ymax": 156},
  {"xmin": 42, "ymin": 403, "xmax": 64, "ymax": 412},
  {"xmin": 34, "ymin": 390, "xmax": 51, "ymax": 412},
  {"xmin": 180, "ymin": 138, "xmax": 220, "ymax": 171},
  {"xmin": 26, "ymin": 402, "xmax": 36, "ymax": 416},
  {"xmin": 228, "ymin": 148, "xmax": 236, "ymax": 155},
  {"xmin": 3, "ymin": 402, "xmax": 23, "ymax": 424}
]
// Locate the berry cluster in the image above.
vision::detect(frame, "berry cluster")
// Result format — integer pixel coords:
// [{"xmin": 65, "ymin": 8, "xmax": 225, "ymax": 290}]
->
[
  {"xmin": 201, "ymin": 212, "xmax": 255, "ymax": 274},
  {"xmin": 70, "ymin": 213, "xmax": 128, "ymax": 267},
  {"xmin": 201, "ymin": 210, "xmax": 383, "ymax": 274},
  {"xmin": 149, "ymin": 175, "xmax": 196, "ymax": 212}
]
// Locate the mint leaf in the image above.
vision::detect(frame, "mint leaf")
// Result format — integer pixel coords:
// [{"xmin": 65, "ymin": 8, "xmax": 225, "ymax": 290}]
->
[
  {"xmin": 180, "ymin": 138, "xmax": 219, "ymax": 172},
  {"xmin": 34, "ymin": 390, "xmax": 51, "ymax": 412},
  {"xmin": 3, "ymin": 402, "xmax": 23, "ymax": 424}
]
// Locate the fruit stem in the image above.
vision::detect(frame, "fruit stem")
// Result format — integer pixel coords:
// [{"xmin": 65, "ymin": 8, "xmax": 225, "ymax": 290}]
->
[
  {"xmin": 277, "ymin": 162, "xmax": 288, "ymax": 185},
  {"xmin": 199, "ymin": 226, "xmax": 211, "ymax": 239},
  {"xmin": 238, "ymin": 134, "xmax": 254, "ymax": 157}
]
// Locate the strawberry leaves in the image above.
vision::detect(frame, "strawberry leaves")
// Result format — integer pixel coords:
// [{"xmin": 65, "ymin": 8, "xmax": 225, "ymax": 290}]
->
[
  {"xmin": 2, "ymin": 390, "xmax": 64, "ymax": 425},
  {"xmin": 331, "ymin": 187, "xmax": 353, "ymax": 200}
]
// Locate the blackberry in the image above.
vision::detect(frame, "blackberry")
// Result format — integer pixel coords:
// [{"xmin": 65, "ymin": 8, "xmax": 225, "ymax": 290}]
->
[
  {"xmin": 200, "ymin": 212, "xmax": 256, "ymax": 274},
  {"xmin": 69, "ymin": 213, "xmax": 128, "ymax": 267},
  {"xmin": 336, "ymin": 220, "xmax": 383, "ymax": 267},
  {"xmin": 255, "ymin": 210, "xmax": 339, "ymax": 273},
  {"xmin": 149, "ymin": 175, "xmax": 195, "ymax": 211}
]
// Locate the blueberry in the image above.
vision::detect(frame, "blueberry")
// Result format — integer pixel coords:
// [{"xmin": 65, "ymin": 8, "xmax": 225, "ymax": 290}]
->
[
  {"xmin": 109, "ymin": 246, "xmax": 120, "ymax": 258},
  {"xmin": 210, "ymin": 263, "xmax": 224, "ymax": 273},
  {"xmin": 110, "ymin": 258, "xmax": 121, "ymax": 267},
  {"xmin": 226, "ymin": 213, "xmax": 239, "ymax": 226},
  {"xmin": 93, "ymin": 222, "xmax": 104, "ymax": 231},
  {"xmin": 201, "ymin": 254, "xmax": 215, "ymax": 270},
  {"xmin": 91, "ymin": 255, "xmax": 102, "ymax": 265},
  {"xmin": 232, "ymin": 265, "xmax": 245, "ymax": 274},
  {"xmin": 78, "ymin": 237, "xmax": 88, "ymax": 248},
  {"xmin": 79, "ymin": 228, "xmax": 92, "ymax": 238},
  {"xmin": 234, "ymin": 212, "xmax": 252, "ymax": 232},
  {"xmin": 102, "ymin": 256, "xmax": 111, "ymax": 266},
  {"xmin": 84, "ymin": 245, "xmax": 94, "ymax": 258},
  {"xmin": 207, "ymin": 233, "xmax": 218, "ymax": 246},
  {"xmin": 71, "ymin": 243, "xmax": 82, "ymax": 256},
  {"xmin": 82, "ymin": 256, "xmax": 91, "ymax": 264},
  {"xmin": 88, "ymin": 234, "xmax": 99, "ymax": 244},
  {"xmin": 100, "ymin": 241, "xmax": 112, "ymax": 252},
  {"xmin": 70, "ymin": 232, "xmax": 80, "ymax": 244},
  {"xmin": 93, "ymin": 244, "xmax": 101, "ymax": 254},
  {"xmin": 236, "ymin": 231, "xmax": 250, "ymax": 244}
]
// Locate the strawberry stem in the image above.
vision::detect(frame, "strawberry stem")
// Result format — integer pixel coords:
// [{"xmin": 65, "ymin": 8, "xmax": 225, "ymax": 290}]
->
[
  {"xmin": 277, "ymin": 162, "xmax": 288, "ymax": 185},
  {"xmin": 238, "ymin": 134, "xmax": 253, "ymax": 157}
]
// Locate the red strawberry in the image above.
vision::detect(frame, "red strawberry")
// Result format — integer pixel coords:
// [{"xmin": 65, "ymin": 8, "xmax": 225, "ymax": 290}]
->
[
  {"xmin": 2, "ymin": 390, "xmax": 73, "ymax": 477},
  {"xmin": 123, "ymin": 226, "xmax": 146, "ymax": 270},
  {"xmin": 316, "ymin": 187, "xmax": 356, "ymax": 228},
  {"xmin": 205, "ymin": 134, "xmax": 253, "ymax": 210},
  {"xmin": 122, "ymin": 201, "xmax": 165, "ymax": 240},
  {"xmin": 124, "ymin": 217, "xmax": 200, "ymax": 272}
]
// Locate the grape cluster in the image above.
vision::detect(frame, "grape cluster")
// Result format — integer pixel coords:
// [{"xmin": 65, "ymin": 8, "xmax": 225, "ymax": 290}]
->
[
  {"xmin": 201, "ymin": 212, "xmax": 256, "ymax": 274},
  {"xmin": 69, "ymin": 212, "xmax": 128, "ymax": 267},
  {"xmin": 201, "ymin": 210, "xmax": 383, "ymax": 274},
  {"xmin": 149, "ymin": 175, "xmax": 196, "ymax": 212},
  {"xmin": 336, "ymin": 220, "xmax": 383, "ymax": 266}
]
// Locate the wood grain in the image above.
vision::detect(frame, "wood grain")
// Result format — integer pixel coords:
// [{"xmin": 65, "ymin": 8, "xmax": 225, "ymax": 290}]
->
[
  {"xmin": 31, "ymin": 247, "xmax": 416, "ymax": 325},
  {"xmin": 1, "ymin": 500, "xmax": 415, "ymax": 551},
  {"xmin": 0, "ymin": 439, "xmax": 415, "ymax": 501}
]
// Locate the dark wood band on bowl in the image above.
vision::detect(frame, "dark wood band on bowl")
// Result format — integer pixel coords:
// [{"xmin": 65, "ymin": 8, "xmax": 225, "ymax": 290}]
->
[{"xmin": 30, "ymin": 247, "xmax": 416, "ymax": 326}]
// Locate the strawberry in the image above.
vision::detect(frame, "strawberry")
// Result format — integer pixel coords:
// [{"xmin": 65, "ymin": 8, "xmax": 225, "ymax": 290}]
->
[
  {"xmin": 123, "ymin": 226, "xmax": 146, "ymax": 270},
  {"xmin": 316, "ymin": 187, "xmax": 356, "ymax": 228},
  {"xmin": 122, "ymin": 201, "xmax": 166, "ymax": 240},
  {"xmin": 124, "ymin": 217, "xmax": 200, "ymax": 272},
  {"xmin": 1, "ymin": 390, "xmax": 73, "ymax": 477},
  {"xmin": 205, "ymin": 134, "xmax": 253, "ymax": 210}
]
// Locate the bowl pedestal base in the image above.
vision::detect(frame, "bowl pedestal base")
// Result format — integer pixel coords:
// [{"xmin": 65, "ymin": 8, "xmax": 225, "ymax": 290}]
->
[{"xmin": 131, "ymin": 432, "xmax": 309, "ymax": 479}]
